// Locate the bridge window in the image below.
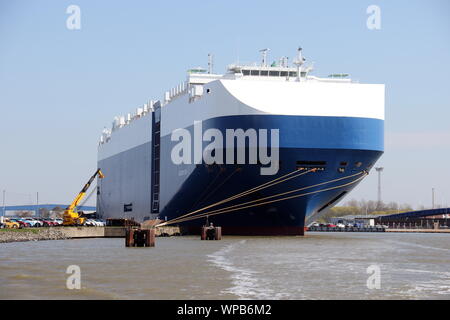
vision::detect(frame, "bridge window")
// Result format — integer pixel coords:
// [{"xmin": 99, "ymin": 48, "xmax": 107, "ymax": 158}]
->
[{"xmin": 242, "ymin": 69, "xmax": 299, "ymax": 78}]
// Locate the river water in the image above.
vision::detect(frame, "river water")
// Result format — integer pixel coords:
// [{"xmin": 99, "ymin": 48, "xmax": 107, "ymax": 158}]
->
[{"xmin": 1, "ymin": 232, "xmax": 449, "ymax": 299}]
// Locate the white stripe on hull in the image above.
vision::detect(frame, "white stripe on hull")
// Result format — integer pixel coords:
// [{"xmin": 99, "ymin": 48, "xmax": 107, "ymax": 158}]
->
[
  {"xmin": 98, "ymin": 78, "xmax": 384, "ymax": 161},
  {"xmin": 98, "ymin": 114, "xmax": 152, "ymax": 161}
]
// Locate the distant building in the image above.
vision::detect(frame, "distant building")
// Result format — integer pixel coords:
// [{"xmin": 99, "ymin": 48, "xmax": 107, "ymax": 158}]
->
[
  {"xmin": 379, "ymin": 207, "xmax": 450, "ymax": 220},
  {"xmin": 330, "ymin": 208, "xmax": 450, "ymax": 227},
  {"xmin": 330, "ymin": 215, "xmax": 378, "ymax": 226}
]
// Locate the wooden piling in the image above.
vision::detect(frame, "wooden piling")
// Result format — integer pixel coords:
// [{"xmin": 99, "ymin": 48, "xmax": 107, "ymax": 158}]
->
[
  {"xmin": 147, "ymin": 229, "xmax": 156, "ymax": 247},
  {"xmin": 125, "ymin": 228, "xmax": 134, "ymax": 247},
  {"xmin": 125, "ymin": 228, "xmax": 155, "ymax": 247},
  {"xmin": 201, "ymin": 226, "xmax": 222, "ymax": 240},
  {"xmin": 214, "ymin": 227, "xmax": 222, "ymax": 240},
  {"xmin": 201, "ymin": 227, "xmax": 207, "ymax": 240}
]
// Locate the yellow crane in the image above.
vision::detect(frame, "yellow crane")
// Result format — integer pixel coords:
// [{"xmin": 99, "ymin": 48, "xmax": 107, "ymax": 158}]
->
[{"xmin": 63, "ymin": 168, "xmax": 105, "ymax": 226}]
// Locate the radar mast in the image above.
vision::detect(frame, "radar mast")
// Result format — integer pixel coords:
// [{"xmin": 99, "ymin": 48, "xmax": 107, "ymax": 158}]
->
[{"xmin": 259, "ymin": 48, "xmax": 270, "ymax": 67}]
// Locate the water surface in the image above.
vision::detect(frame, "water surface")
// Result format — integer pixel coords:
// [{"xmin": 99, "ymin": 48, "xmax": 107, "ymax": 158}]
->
[{"xmin": 1, "ymin": 233, "xmax": 449, "ymax": 299}]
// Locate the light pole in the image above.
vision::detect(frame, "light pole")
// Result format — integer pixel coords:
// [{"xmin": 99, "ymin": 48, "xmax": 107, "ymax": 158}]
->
[
  {"xmin": 36, "ymin": 192, "xmax": 39, "ymax": 217},
  {"xmin": 432, "ymin": 188, "xmax": 435, "ymax": 209},
  {"xmin": 375, "ymin": 167, "xmax": 384, "ymax": 208},
  {"xmin": 2, "ymin": 190, "xmax": 5, "ymax": 217}
]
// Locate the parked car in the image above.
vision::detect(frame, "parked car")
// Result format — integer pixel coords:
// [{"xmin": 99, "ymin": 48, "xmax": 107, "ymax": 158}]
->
[
  {"xmin": 23, "ymin": 218, "xmax": 42, "ymax": 228},
  {"xmin": 85, "ymin": 219, "xmax": 101, "ymax": 226},
  {"xmin": 10, "ymin": 218, "xmax": 30, "ymax": 228},
  {"xmin": 24, "ymin": 218, "xmax": 35, "ymax": 227},
  {"xmin": 336, "ymin": 223, "xmax": 346, "ymax": 228},
  {"xmin": 96, "ymin": 219, "xmax": 106, "ymax": 227},
  {"xmin": 94, "ymin": 219, "xmax": 106, "ymax": 227},
  {"xmin": 84, "ymin": 219, "xmax": 106, "ymax": 227},
  {"xmin": 38, "ymin": 218, "xmax": 58, "ymax": 227},
  {"xmin": 18, "ymin": 219, "xmax": 32, "ymax": 227},
  {"xmin": 4, "ymin": 218, "xmax": 20, "ymax": 229},
  {"xmin": 326, "ymin": 223, "xmax": 336, "ymax": 228}
]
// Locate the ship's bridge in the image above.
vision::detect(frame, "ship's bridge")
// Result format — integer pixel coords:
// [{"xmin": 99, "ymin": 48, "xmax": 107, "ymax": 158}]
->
[{"xmin": 227, "ymin": 64, "xmax": 300, "ymax": 78}]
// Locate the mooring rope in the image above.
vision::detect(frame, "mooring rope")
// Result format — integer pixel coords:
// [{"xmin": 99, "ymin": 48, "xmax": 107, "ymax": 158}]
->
[
  {"xmin": 194, "ymin": 167, "xmax": 241, "ymax": 209},
  {"xmin": 157, "ymin": 169, "xmax": 367, "ymax": 227},
  {"xmin": 161, "ymin": 171, "xmax": 367, "ymax": 225},
  {"xmin": 189, "ymin": 165, "xmax": 225, "ymax": 210},
  {"xmin": 157, "ymin": 168, "xmax": 315, "ymax": 227},
  {"xmin": 161, "ymin": 170, "xmax": 366, "ymax": 226}
]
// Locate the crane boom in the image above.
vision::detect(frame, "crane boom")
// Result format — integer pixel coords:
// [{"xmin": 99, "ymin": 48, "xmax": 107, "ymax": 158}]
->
[{"xmin": 63, "ymin": 168, "xmax": 105, "ymax": 226}]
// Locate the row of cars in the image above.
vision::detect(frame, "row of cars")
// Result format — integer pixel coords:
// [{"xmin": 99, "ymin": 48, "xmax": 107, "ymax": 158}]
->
[
  {"xmin": 0, "ymin": 217, "xmax": 63, "ymax": 228},
  {"xmin": 309, "ymin": 222, "xmax": 357, "ymax": 228},
  {"xmin": 309, "ymin": 222, "xmax": 388, "ymax": 229},
  {"xmin": 84, "ymin": 219, "xmax": 106, "ymax": 227},
  {"xmin": 0, "ymin": 217, "xmax": 106, "ymax": 228}
]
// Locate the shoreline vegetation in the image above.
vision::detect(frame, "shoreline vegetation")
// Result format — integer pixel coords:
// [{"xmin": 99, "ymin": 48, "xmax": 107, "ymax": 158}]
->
[
  {"xmin": 316, "ymin": 200, "xmax": 415, "ymax": 222},
  {"xmin": 0, "ymin": 228, "xmax": 67, "ymax": 243}
]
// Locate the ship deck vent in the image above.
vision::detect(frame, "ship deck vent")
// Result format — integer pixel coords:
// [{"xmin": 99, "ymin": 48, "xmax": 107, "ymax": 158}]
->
[{"xmin": 296, "ymin": 160, "xmax": 326, "ymax": 171}]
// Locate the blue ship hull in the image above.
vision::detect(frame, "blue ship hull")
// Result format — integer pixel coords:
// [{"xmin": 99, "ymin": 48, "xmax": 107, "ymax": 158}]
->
[
  {"xmin": 97, "ymin": 114, "xmax": 383, "ymax": 235},
  {"xmin": 158, "ymin": 115, "xmax": 384, "ymax": 235}
]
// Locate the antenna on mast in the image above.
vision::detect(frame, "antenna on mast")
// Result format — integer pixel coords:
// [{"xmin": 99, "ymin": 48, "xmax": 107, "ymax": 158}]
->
[
  {"xmin": 208, "ymin": 53, "xmax": 214, "ymax": 74},
  {"xmin": 259, "ymin": 48, "xmax": 270, "ymax": 67},
  {"xmin": 293, "ymin": 47, "xmax": 306, "ymax": 81}
]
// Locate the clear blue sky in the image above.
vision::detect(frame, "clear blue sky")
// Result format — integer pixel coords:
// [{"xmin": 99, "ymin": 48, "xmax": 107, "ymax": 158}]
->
[{"xmin": 1, "ymin": 0, "xmax": 449, "ymax": 208}]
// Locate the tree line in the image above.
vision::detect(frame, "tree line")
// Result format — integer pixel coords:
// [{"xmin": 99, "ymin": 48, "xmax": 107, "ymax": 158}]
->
[{"xmin": 316, "ymin": 200, "xmax": 414, "ymax": 222}]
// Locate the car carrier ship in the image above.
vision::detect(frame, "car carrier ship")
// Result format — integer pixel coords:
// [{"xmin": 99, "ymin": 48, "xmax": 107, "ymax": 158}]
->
[{"xmin": 97, "ymin": 48, "xmax": 384, "ymax": 235}]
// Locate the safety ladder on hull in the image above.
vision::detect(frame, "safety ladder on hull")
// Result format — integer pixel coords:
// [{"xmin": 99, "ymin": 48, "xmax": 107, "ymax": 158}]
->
[{"xmin": 151, "ymin": 101, "xmax": 161, "ymax": 214}]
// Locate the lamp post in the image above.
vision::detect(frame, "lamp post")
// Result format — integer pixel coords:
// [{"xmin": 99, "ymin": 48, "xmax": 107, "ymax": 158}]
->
[
  {"xmin": 432, "ymin": 188, "xmax": 435, "ymax": 209},
  {"xmin": 36, "ymin": 192, "xmax": 39, "ymax": 217},
  {"xmin": 2, "ymin": 190, "xmax": 5, "ymax": 217},
  {"xmin": 375, "ymin": 167, "xmax": 384, "ymax": 208}
]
